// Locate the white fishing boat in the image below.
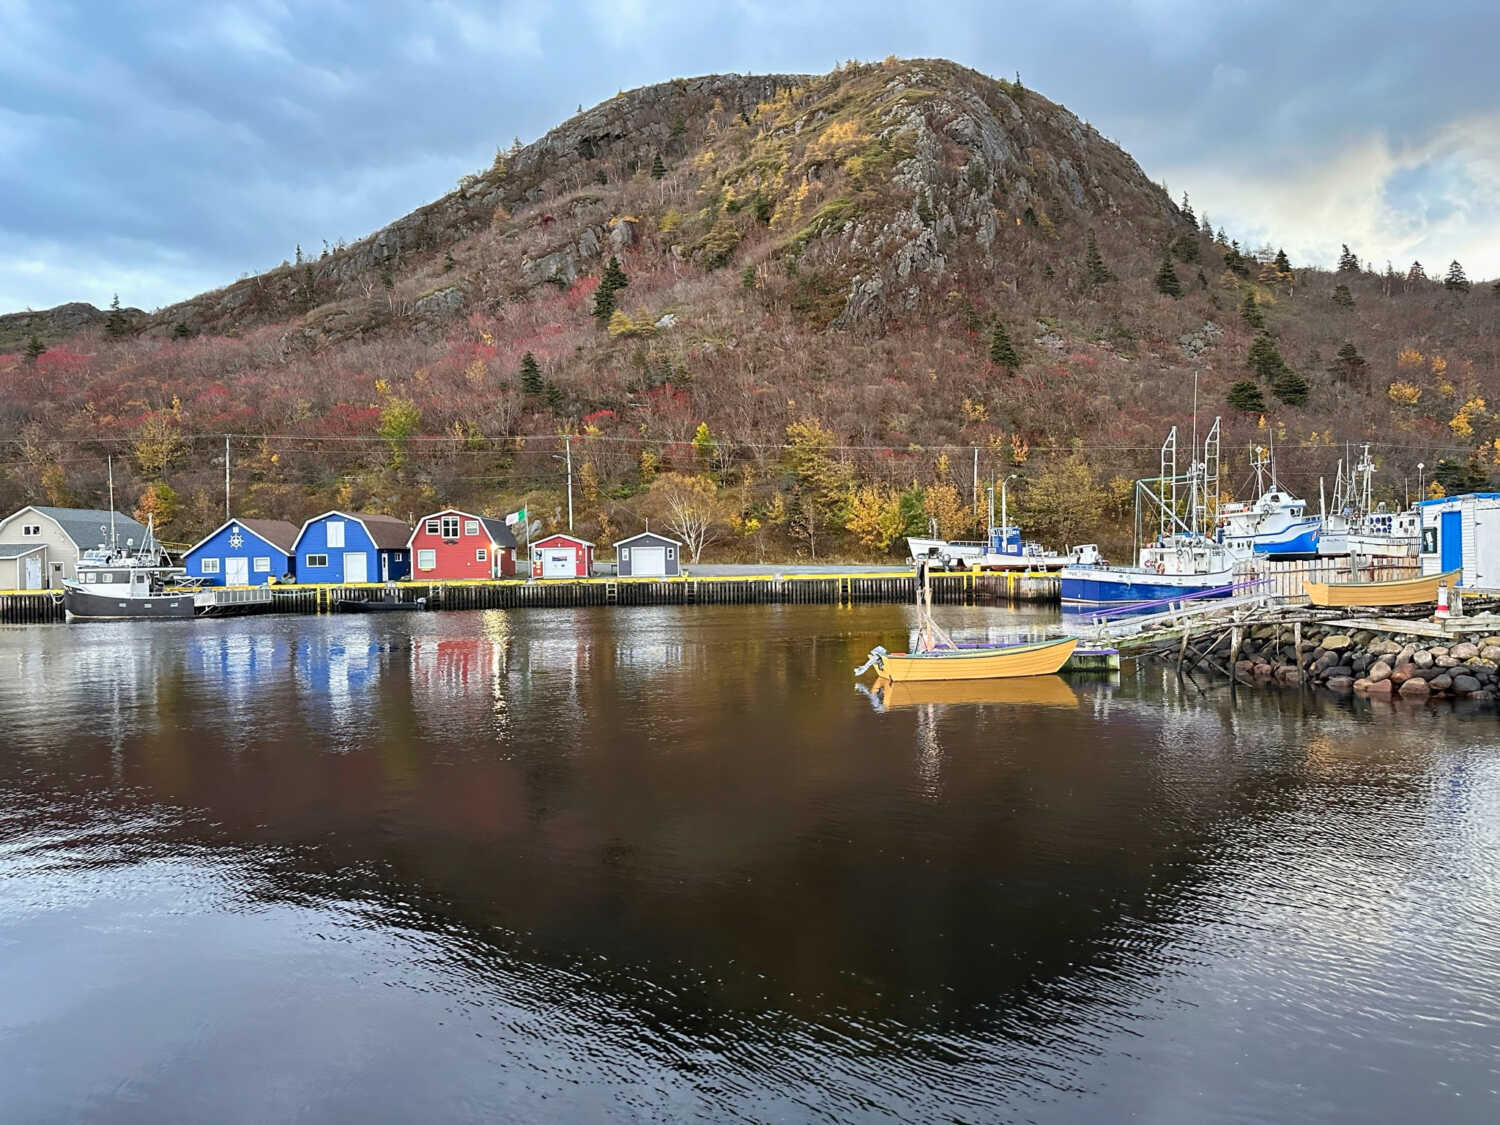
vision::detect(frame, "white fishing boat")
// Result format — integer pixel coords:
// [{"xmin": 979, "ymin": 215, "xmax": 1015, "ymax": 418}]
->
[
  {"xmin": 1061, "ymin": 418, "xmax": 1238, "ymax": 605},
  {"xmin": 1336, "ymin": 445, "xmax": 1421, "ymax": 557},
  {"xmin": 1217, "ymin": 445, "xmax": 1320, "ymax": 557}
]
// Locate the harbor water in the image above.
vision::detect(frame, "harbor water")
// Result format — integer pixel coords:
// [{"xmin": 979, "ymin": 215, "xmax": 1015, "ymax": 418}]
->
[{"xmin": 1, "ymin": 605, "xmax": 1497, "ymax": 1122}]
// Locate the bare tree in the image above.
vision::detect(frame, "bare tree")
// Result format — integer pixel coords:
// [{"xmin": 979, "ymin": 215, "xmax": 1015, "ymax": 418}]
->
[{"xmin": 648, "ymin": 472, "xmax": 724, "ymax": 563}]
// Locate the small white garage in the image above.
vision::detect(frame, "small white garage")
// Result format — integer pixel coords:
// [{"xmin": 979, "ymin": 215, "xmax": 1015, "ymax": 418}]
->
[
  {"xmin": 0, "ymin": 543, "xmax": 47, "ymax": 590},
  {"xmin": 614, "ymin": 532, "xmax": 683, "ymax": 578}
]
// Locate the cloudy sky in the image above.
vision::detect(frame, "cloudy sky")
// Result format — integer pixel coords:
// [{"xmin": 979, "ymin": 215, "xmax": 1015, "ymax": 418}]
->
[{"xmin": 3, "ymin": 0, "xmax": 1498, "ymax": 313}]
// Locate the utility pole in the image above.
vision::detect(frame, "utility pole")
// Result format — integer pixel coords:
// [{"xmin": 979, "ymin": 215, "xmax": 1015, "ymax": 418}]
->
[
  {"xmin": 565, "ymin": 435, "xmax": 574, "ymax": 532},
  {"xmin": 224, "ymin": 435, "xmax": 231, "ymax": 520},
  {"xmin": 972, "ymin": 447, "xmax": 979, "ymax": 519}
]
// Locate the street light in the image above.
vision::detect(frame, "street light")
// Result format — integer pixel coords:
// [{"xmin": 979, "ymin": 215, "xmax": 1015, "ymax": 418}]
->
[{"xmin": 1417, "ymin": 461, "xmax": 1425, "ymax": 501}]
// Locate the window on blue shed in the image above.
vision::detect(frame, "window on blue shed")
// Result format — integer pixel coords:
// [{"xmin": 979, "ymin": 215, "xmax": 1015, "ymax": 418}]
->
[
  {"xmin": 201, "ymin": 558, "xmax": 221, "ymax": 574},
  {"xmin": 307, "ymin": 554, "xmax": 328, "ymax": 567},
  {"xmin": 253, "ymin": 557, "xmax": 271, "ymax": 572},
  {"xmin": 327, "ymin": 521, "xmax": 345, "ymax": 548}
]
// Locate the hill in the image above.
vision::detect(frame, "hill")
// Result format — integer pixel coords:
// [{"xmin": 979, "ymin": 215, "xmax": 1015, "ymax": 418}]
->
[{"xmin": 2, "ymin": 58, "xmax": 1497, "ymax": 559}]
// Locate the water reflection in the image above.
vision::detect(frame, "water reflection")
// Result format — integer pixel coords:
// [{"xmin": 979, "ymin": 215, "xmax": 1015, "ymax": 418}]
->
[{"xmin": 1, "ymin": 606, "xmax": 1497, "ymax": 1122}]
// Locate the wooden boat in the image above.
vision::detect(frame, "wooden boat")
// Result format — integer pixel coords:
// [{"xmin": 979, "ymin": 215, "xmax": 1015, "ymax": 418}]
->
[
  {"xmin": 855, "ymin": 560, "xmax": 1078, "ymax": 683},
  {"xmin": 862, "ymin": 635, "xmax": 1079, "ymax": 682},
  {"xmin": 871, "ymin": 674, "xmax": 1077, "ymax": 709},
  {"xmin": 335, "ymin": 596, "xmax": 427, "ymax": 613},
  {"xmin": 1303, "ymin": 568, "xmax": 1459, "ymax": 608}
]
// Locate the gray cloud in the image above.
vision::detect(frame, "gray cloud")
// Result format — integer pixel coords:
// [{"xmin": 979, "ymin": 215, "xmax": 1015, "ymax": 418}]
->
[{"xmin": 2, "ymin": 0, "xmax": 1498, "ymax": 313}]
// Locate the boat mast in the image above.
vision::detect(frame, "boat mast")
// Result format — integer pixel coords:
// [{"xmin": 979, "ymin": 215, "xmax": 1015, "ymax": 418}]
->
[{"xmin": 107, "ymin": 456, "xmax": 117, "ymax": 552}]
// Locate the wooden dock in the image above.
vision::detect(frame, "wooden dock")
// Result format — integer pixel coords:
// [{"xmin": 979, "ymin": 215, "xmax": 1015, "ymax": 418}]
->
[{"xmin": 0, "ymin": 569, "xmax": 1062, "ymax": 625}]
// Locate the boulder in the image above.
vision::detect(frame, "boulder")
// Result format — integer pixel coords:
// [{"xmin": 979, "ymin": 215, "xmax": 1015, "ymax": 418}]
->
[
  {"xmin": 1351, "ymin": 654, "xmax": 1371, "ymax": 674},
  {"xmin": 1326, "ymin": 665, "xmax": 1354, "ymax": 680},
  {"xmin": 1325, "ymin": 676, "xmax": 1355, "ymax": 692},
  {"xmin": 1254, "ymin": 662, "xmax": 1273, "ymax": 678},
  {"xmin": 1429, "ymin": 646, "xmax": 1449, "ymax": 658},
  {"xmin": 1278, "ymin": 667, "xmax": 1302, "ymax": 684},
  {"xmin": 1358, "ymin": 677, "xmax": 1393, "ymax": 695},
  {"xmin": 1396, "ymin": 642, "xmax": 1419, "ymax": 666},
  {"xmin": 1321, "ymin": 634, "xmax": 1352, "ymax": 652},
  {"xmin": 1367, "ymin": 661, "xmax": 1392, "ymax": 683},
  {"xmin": 1412, "ymin": 649, "xmax": 1434, "ymax": 668},
  {"xmin": 1436, "ymin": 655, "xmax": 1461, "ymax": 668},
  {"xmin": 1466, "ymin": 658, "xmax": 1498, "ymax": 671},
  {"xmin": 1234, "ymin": 660, "xmax": 1255, "ymax": 677},
  {"xmin": 1453, "ymin": 674, "xmax": 1483, "ymax": 695},
  {"xmin": 1481, "ymin": 646, "xmax": 1500, "ymax": 663},
  {"xmin": 1430, "ymin": 673, "xmax": 1454, "ymax": 691},
  {"xmin": 1479, "ymin": 636, "xmax": 1500, "ymax": 650},
  {"xmin": 1390, "ymin": 666, "xmax": 1413, "ymax": 685},
  {"xmin": 1451, "ymin": 642, "xmax": 1480, "ymax": 660},
  {"xmin": 1399, "ymin": 677, "xmax": 1432, "ymax": 698}
]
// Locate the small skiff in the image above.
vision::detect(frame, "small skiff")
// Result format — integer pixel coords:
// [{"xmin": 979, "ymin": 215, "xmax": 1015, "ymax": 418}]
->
[
  {"xmin": 870, "ymin": 674, "xmax": 1078, "ymax": 709},
  {"xmin": 860, "ymin": 636, "xmax": 1079, "ymax": 683},
  {"xmin": 1303, "ymin": 568, "xmax": 1459, "ymax": 608},
  {"xmin": 335, "ymin": 596, "xmax": 427, "ymax": 613}
]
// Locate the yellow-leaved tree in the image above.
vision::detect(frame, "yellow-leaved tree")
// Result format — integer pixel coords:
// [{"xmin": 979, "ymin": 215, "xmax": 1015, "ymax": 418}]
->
[
  {"xmin": 845, "ymin": 485, "xmax": 905, "ymax": 554},
  {"xmin": 1014, "ymin": 453, "xmax": 1105, "ymax": 548},
  {"xmin": 647, "ymin": 473, "xmax": 726, "ymax": 564}
]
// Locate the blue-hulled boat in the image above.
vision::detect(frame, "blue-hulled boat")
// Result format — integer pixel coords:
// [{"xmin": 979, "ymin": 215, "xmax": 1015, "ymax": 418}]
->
[
  {"xmin": 1060, "ymin": 537, "xmax": 1235, "ymax": 605},
  {"xmin": 1217, "ymin": 447, "xmax": 1320, "ymax": 557}
]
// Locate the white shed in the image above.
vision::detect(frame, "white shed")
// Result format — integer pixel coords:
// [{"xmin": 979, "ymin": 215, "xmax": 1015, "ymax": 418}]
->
[{"xmin": 1418, "ymin": 493, "xmax": 1500, "ymax": 587}]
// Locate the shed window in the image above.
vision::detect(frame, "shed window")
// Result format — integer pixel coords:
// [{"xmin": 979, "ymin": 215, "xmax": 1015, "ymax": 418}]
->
[
  {"xmin": 475, "ymin": 548, "xmax": 487, "ymax": 561},
  {"xmin": 666, "ymin": 547, "xmax": 676, "ymax": 558},
  {"xmin": 464, "ymin": 520, "xmax": 479, "ymax": 536},
  {"xmin": 253, "ymin": 557, "xmax": 271, "ymax": 573},
  {"xmin": 22, "ymin": 523, "xmax": 40, "ymax": 536},
  {"xmin": 306, "ymin": 554, "xmax": 328, "ymax": 568},
  {"xmin": 441, "ymin": 515, "xmax": 460, "ymax": 539},
  {"xmin": 620, "ymin": 548, "xmax": 630, "ymax": 560},
  {"xmin": 201, "ymin": 558, "xmax": 221, "ymax": 574},
  {"xmin": 327, "ymin": 521, "xmax": 345, "ymax": 548},
  {"xmin": 1423, "ymin": 527, "xmax": 1438, "ymax": 554},
  {"xmin": 417, "ymin": 549, "xmax": 436, "ymax": 570},
  {"xmin": 426, "ymin": 518, "xmax": 441, "ymax": 535}
]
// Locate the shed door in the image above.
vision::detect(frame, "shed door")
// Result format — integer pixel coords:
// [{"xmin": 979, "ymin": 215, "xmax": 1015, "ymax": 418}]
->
[
  {"xmin": 225, "ymin": 557, "xmax": 250, "ymax": 586},
  {"xmin": 23, "ymin": 555, "xmax": 42, "ymax": 589},
  {"xmin": 1441, "ymin": 511, "xmax": 1463, "ymax": 580},
  {"xmin": 343, "ymin": 552, "xmax": 368, "ymax": 583},
  {"xmin": 633, "ymin": 545, "xmax": 667, "ymax": 576},
  {"xmin": 543, "ymin": 548, "xmax": 574, "ymax": 578}
]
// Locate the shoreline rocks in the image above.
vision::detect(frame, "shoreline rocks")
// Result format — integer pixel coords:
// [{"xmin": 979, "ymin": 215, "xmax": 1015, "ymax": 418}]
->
[{"xmin": 1227, "ymin": 622, "xmax": 1500, "ymax": 705}]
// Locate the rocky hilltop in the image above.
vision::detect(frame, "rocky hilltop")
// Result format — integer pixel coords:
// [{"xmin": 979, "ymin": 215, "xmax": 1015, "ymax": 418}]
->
[{"xmin": 1, "ymin": 58, "xmax": 1495, "ymax": 558}]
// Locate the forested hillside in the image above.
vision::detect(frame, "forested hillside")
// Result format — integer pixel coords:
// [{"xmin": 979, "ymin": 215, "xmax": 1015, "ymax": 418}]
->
[{"xmin": 3, "ymin": 57, "xmax": 1497, "ymax": 558}]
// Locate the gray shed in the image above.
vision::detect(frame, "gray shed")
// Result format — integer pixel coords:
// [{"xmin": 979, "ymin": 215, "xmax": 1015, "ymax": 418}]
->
[{"xmin": 613, "ymin": 532, "xmax": 683, "ymax": 577}]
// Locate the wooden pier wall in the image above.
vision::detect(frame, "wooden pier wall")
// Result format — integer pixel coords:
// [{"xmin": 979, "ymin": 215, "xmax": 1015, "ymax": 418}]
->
[{"xmin": 0, "ymin": 570, "xmax": 1062, "ymax": 625}]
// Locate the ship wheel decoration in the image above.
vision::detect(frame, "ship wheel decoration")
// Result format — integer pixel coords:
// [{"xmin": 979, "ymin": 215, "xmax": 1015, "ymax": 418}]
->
[{"xmin": 229, "ymin": 530, "xmax": 244, "ymax": 549}]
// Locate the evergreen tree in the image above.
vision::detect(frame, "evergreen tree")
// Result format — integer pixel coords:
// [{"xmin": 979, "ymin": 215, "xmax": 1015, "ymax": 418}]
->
[
  {"xmin": 544, "ymin": 381, "xmax": 564, "ymax": 411},
  {"xmin": 1248, "ymin": 334, "xmax": 1289, "ymax": 381},
  {"xmin": 1407, "ymin": 260, "xmax": 1427, "ymax": 283},
  {"xmin": 1328, "ymin": 342, "xmax": 1368, "ymax": 388},
  {"xmin": 988, "ymin": 321, "xmax": 1020, "ymax": 371},
  {"xmin": 105, "ymin": 293, "xmax": 127, "ymax": 337},
  {"xmin": 23, "ymin": 334, "xmax": 46, "ymax": 364},
  {"xmin": 1492, "ymin": 278, "xmax": 1500, "ymax": 297},
  {"xmin": 1179, "ymin": 192, "xmax": 1196, "ymax": 228},
  {"xmin": 1154, "ymin": 258, "xmax": 1182, "ymax": 298},
  {"xmin": 1084, "ymin": 229, "xmax": 1112, "ymax": 286},
  {"xmin": 1227, "ymin": 380, "xmax": 1265, "ymax": 412},
  {"xmin": 592, "ymin": 255, "xmax": 629, "ymax": 321},
  {"xmin": 1222, "ymin": 242, "xmax": 1249, "ymax": 277},
  {"xmin": 519, "ymin": 351, "xmax": 544, "ymax": 395},
  {"xmin": 1331, "ymin": 283, "xmax": 1355, "ymax": 308},
  {"xmin": 1444, "ymin": 260, "xmax": 1471, "ymax": 293},
  {"xmin": 1215, "ymin": 225, "xmax": 1227, "ymax": 244},
  {"xmin": 1198, "ymin": 212, "xmax": 1211, "ymax": 236},
  {"xmin": 1271, "ymin": 366, "xmax": 1310, "ymax": 406},
  {"xmin": 1240, "ymin": 290, "xmax": 1265, "ymax": 329},
  {"xmin": 172, "ymin": 322, "xmax": 192, "ymax": 339},
  {"xmin": 650, "ymin": 153, "xmax": 666, "ymax": 180},
  {"xmin": 1273, "ymin": 248, "xmax": 1291, "ymax": 273},
  {"xmin": 295, "ymin": 243, "xmax": 303, "ymax": 265},
  {"xmin": 1172, "ymin": 232, "xmax": 1200, "ymax": 263},
  {"xmin": 741, "ymin": 264, "xmax": 757, "ymax": 291},
  {"xmin": 1337, "ymin": 243, "xmax": 1360, "ymax": 272}
]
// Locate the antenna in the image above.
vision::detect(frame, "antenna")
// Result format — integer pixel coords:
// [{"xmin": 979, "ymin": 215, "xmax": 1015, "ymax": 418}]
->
[{"xmin": 108, "ymin": 455, "xmax": 117, "ymax": 552}]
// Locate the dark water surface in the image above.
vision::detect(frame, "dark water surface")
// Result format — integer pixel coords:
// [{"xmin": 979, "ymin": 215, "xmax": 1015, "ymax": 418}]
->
[{"xmin": 1, "ymin": 605, "xmax": 1497, "ymax": 1123}]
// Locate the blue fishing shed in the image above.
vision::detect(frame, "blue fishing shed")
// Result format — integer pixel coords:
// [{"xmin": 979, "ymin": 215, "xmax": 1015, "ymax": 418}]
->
[
  {"xmin": 182, "ymin": 518, "xmax": 299, "ymax": 586},
  {"xmin": 293, "ymin": 511, "xmax": 413, "ymax": 584}
]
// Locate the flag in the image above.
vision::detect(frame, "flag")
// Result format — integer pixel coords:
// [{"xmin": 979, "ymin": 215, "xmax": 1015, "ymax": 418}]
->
[{"xmin": 505, "ymin": 507, "xmax": 527, "ymax": 527}]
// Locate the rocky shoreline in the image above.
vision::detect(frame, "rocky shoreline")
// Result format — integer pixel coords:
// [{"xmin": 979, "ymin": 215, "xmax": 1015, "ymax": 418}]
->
[{"xmin": 1231, "ymin": 621, "xmax": 1500, "ymax": 702}]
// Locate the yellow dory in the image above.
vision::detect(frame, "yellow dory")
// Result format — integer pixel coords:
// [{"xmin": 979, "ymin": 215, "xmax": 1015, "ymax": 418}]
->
[
  {"xmin": 1303, "ymin": 568, "xmax": 1459, "ymax": 608},
  {"xmin": 861, "ymin": 636, "xmax": 1079, "ymax": 683}
]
